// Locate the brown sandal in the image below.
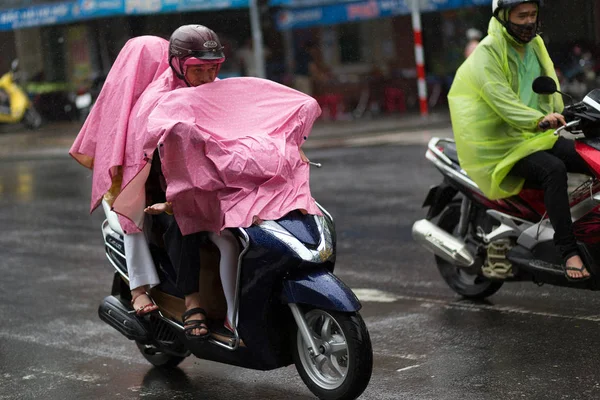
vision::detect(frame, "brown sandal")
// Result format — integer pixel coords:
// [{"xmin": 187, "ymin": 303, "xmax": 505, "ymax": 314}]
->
[{"xmin": 131, "ymin": 292, "xmax": 159, "ymax": 316}]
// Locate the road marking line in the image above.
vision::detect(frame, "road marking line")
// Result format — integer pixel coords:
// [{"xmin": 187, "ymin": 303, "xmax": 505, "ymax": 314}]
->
[
  {"xmin": 353, "ymin": 288, "xmax": 400, "ymax": 303},
  {"xmin": 353, "ymin": 288, "xmax": 600, "ymax": 323},
  {"xmin": 397, "ymin": 364, "xmax": 421, "ymax": 372}
]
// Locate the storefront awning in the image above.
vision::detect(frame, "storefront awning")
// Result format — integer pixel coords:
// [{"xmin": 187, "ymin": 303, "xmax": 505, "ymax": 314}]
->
[
  {"xmin": 272, "ymin": 0, "xmax": 491, "ymax": 30},
  {"xmin": 0, "ymin": 0, "xmax": 250, "ymax": 31}
]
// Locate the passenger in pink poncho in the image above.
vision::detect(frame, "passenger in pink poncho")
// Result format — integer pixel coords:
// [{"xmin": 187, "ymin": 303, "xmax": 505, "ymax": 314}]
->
[
  {"xmin": 114, "ymin": 25, "xmax": 228, "ymax": 340},
  {"xmin": 69, "ymin": 35, "xmax": 170, "ymax": 317}
]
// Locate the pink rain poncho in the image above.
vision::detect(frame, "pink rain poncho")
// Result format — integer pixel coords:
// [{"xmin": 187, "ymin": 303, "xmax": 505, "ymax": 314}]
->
[
  {"xmin": 69, "ymin": 36, "xmax": 170, "ymax": 212},
  {"xmin": 117, "ymin": 77, "xmax": 322, "ymax": 235},
  {"xmin": 111, "ymin": 65, "xmax": 187, "ymax": 232}
]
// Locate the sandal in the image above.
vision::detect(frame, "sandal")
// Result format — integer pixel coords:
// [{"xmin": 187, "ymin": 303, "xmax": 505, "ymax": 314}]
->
[
  {"xmin": 182, "ymin": 307, "xmax": 210, "ymax": 341},
  {"xmin": 564, "ymin": 264, "xmax": 591, "ymax": 282},
  {"xmin": 131, "ymin": 291, "xmax": 159, "ymax": 316}
]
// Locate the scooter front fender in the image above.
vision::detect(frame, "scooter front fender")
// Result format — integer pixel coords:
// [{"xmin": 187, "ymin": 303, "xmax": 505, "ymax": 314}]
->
[{"xmin": 282, "ymin": 268, "xmax": 361, "ymax": 312}]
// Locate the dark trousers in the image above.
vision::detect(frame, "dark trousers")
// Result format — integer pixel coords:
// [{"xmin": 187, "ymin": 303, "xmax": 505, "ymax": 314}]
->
[
  {"xmin": 509, "ymin": 137, "xmax": 592, "ymax": 261},
  {"xmin": 153, "ymin": 213, "xmax": 204, "ymax": 296}
]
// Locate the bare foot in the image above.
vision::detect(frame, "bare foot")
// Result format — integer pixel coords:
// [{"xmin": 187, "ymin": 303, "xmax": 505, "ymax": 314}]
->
[{"xmin": 565, "ymin": 255, "xmax": 591, "ymax": 280}]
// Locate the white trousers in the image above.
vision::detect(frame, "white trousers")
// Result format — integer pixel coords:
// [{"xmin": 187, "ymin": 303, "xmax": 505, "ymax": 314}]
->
[
  {"xmin": 125, "ymin": 231, "xmax": 160, "ymax": 291},
  {"xmin": 208, "ymin": 230, "xmax": 240, "ymax": 325}
]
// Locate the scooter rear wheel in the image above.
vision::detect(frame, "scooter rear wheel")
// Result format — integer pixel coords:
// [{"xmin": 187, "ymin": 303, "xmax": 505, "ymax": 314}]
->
[
  {"xmin": 292, "ymin": 308, "xmax": 372, "ymax": 400},
  {"xmin": 135, "ymin": 341, "xmax": 187, "ymax": 369}
]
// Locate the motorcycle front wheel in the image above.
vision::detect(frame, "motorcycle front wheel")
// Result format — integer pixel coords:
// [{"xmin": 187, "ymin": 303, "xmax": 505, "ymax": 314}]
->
[
  {"xmin": 292, "ymin": 308, "xmax": 372, "ymax": 400},
  {"xmin": 23, "ymin": 107, "xmax": 42, "ymax": 129},
  {"xmin": 436, "ymin": 203, "xmax": 503, "ymax": 299}
]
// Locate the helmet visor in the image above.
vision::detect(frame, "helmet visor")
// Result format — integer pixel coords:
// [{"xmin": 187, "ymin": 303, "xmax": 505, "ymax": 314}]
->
[{"xmin": 182, "ymin": 56, "xmax": 225, "ymax": 77}]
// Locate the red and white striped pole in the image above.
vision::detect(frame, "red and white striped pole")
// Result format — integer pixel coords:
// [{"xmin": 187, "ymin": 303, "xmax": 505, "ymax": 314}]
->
[{"xmin": 411, "ymin": 0, "xmax": 429, "ymax": 117}]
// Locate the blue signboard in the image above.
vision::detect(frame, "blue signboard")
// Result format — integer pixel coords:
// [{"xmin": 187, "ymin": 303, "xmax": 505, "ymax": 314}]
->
[
  {"xmin": 271, "ymin": 0, "xmax": 490, "ymax": 7},
  {"xmin": 270, "ymin": 0, "xmax": 356, "ymax": 7},
  {"xmin": 275, "ymin": 0, "xmax": 491, "ymax": 30},
  {"xmin": 0, "ymin": 0, "xmax": 249, "ymax": 31}
]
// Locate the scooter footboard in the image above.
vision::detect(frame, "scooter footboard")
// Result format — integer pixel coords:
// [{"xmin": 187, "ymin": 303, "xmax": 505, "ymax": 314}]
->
[{"xmin": 282, "ymin": 268, "xmax": 361, "ymax": 312}]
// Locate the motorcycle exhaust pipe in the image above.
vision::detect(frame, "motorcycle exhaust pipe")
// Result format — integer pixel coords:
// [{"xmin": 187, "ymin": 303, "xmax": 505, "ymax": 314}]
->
[
  {"xmin": 98, "ymin": 295, "xmax": 150, "ymax": 342},
  {"xmin": 412, "ymin": 219, "xmax": 475, "ymax": 267}
]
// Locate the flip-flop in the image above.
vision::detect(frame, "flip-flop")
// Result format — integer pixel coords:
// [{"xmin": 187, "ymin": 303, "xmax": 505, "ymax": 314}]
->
[{"xmin": 564, "ymin": 264, "xmax": 591, "ymax": 282}]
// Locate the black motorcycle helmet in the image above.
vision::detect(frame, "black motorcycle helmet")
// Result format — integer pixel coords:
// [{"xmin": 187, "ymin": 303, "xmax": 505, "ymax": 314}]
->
[
  {"xmin": 168, "ymin": 25, "xmax": 225, "ymax": 85},
  {"xmin": 493, "ymin": 0, "xmax": 542, "ymax": 44}
]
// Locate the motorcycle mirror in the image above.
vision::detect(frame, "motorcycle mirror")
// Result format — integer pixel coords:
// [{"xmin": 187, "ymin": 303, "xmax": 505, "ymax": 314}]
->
[
  {"xmin": 532, "ymin": 76, "xmax": 557, "ymax": 94},
  {"xmin": 532, "ymin": 76, "xmax": 574, "ymax": 105},
  {"xmin": 583, "ymin": 89, "xmax": 600, "ymax": 112}
]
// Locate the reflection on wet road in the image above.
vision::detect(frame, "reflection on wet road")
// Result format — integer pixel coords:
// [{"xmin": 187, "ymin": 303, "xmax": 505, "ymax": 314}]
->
[{"xmin": 2, "ymin": 143, "xmax": 600, "ymax": 399}]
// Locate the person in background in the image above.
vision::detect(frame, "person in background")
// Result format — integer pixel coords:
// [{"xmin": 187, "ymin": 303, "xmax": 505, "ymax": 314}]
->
[
  {"xmin": 307, "ymin": 43, "xmax": 341, "ymax": 120},
  {"xmin": 464, "ymin": 28, "xmax": 483, "ymax": 58},
  {"xmin": 236, "ymin": 37, "xmax": 271, "ymax": 77},
  {"xmin": 293, "ymin": 40, "xmax": 315, "ymax": 95}
]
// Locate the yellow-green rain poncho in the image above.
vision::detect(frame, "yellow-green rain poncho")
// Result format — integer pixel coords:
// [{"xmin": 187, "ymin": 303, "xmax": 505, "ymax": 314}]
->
[{"xmin": 448, "ymin": 17, "xmax": 563, "ymax": 200}]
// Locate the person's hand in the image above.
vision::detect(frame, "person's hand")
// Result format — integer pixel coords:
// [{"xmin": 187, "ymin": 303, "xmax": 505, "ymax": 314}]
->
[
  {"xmin": 299, "ymin": 148, "xmax": 309, "ymax": 163},
  {"xmin": 144, "ymin": 202, "xmax": 173, "ymax": 215},
  {"xmin": 539, "ymin": 113, "xmax": 566, "ymax": 130}
]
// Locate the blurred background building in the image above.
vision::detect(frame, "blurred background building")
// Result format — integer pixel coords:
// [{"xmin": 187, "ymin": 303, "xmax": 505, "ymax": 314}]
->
[{"xmin": 0, "ymin": 0, "xmax": 599, "ymax": 119}]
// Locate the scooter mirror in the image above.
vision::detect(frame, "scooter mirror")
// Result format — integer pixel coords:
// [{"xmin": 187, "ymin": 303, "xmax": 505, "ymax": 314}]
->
[
  {"xmin": 10, "ymin": 59, "xmax": 19, "ymax": 73},
  {"xmin": 532, "ymin": 76, "xmax": 557, "ymax": 95}
]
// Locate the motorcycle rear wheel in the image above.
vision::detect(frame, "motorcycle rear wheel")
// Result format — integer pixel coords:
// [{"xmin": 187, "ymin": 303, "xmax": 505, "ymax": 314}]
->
[
  {"xmin": 292, "ymin": 308, "xmax": 372, "ymax": 400},
  {"xmin": 435, "ymin": 204, "xmax": 504, "ymax": 299}
]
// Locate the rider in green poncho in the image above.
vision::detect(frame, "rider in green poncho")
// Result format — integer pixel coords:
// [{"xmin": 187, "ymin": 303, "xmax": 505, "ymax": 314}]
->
[{"xmin": 448, "ymin": 0, "xmax": 592, "ymax": 281}]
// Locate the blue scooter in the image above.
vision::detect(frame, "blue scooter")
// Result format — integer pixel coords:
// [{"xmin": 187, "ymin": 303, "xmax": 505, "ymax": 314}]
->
[{"xmin": 98, "ymin": 199, "xmax": 372, "ymax": 400}]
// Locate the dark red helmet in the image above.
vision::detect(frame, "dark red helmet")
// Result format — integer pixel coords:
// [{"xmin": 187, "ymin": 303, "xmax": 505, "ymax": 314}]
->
[{"xmin": 168, "ymin": 25, "xmax": 225, "ymax": 81}]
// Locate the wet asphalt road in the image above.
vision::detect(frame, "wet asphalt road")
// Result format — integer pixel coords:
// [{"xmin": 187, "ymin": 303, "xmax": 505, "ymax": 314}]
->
[{"xmin": 2, "ymin": 133, "xmax": 600, "ymax": 399}]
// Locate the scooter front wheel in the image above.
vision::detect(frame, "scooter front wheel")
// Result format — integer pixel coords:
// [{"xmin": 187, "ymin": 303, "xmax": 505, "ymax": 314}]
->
[{"xmin": 292, "ymin": 308, "xmax": 372, "ymax": 400}]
